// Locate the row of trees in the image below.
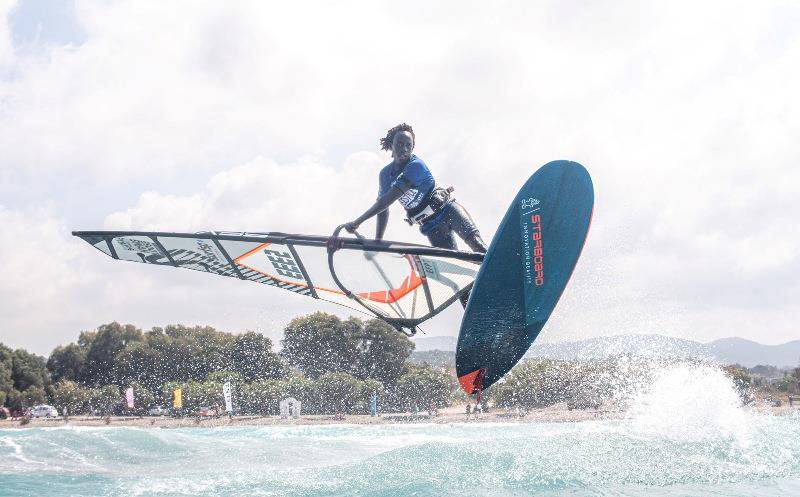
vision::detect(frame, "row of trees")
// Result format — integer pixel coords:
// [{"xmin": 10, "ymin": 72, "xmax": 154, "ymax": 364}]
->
[
  {"xmin": 33, "ymin": 366, "xmax": 455, "ymax": 416},
  {"xmin": 0, "ymin": 345, "xmax": 50, "ymax": 410},
  {"xmin": 42, "ymin": 313, "xmax": 414, "ymax": 389},
  {"xmin": 46, "ymin": 322, "xmax": 287, "ymax": 389},
  {"xmin": 5, "ymin": 311, "xmax": 797, "ymax": 415},
  {"xmin": 163, "ymin": 364, "xmax": 453, "ymax": 415},
  {"xmin": 486, "ymin": 357, "xmax": 791, "ymax": 410},
  {"xmin": 1, "ymin": 313, "xmax": 453, "ymax": 414}
]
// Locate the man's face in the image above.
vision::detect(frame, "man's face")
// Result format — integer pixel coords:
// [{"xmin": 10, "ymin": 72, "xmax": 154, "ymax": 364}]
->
[{"xmin": 391, "ymin": 131, "xmax": 414, "ymax": 164}]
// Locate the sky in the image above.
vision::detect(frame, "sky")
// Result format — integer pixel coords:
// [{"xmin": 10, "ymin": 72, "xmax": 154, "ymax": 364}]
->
[{"xmin": 1, "ymin": 0, "xmax": 798, "ymax": 356}]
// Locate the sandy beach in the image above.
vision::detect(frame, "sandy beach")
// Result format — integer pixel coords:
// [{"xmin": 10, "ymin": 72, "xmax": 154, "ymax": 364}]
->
[
  {"xmin": 0, "ymin": 404, "xmax": 620, "ymax": 429},
  {"xmin": 3, "ymin": 402, "xmax": 795, "ymax": 429}
]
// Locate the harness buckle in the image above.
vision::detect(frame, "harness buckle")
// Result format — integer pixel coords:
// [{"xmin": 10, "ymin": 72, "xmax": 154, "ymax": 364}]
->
[
  {"xmin": 406, "ymin": 205, "xmax": 438, "ymax": 225},
  {"xmin": 404, "ymin": 186, "xmax": 454, "ymax": 225}
]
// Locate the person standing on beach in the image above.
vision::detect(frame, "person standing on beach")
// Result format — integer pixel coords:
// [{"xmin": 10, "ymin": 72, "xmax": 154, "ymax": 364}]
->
[{"xmin": 465, "ymin": 403, "xmax": 472, "ymax": 420}]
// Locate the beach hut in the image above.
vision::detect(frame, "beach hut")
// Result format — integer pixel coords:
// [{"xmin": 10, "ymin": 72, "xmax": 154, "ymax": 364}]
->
[{"xmin": 279, "ymin": 397, "xmax": 301, "ymax": 418}]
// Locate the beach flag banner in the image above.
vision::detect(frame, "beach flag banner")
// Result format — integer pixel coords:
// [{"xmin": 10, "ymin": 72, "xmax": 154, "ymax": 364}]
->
[
  {"xmin": 125, "ymin": 387, "xmax": 134, "ymax": 409},
  {"xmin": 223, "ymin": 381, "xmax": 233, "ymax": 413},
  {"xmin": 173, "ymin": 388, "xmax": 182, "ymax": 409}
]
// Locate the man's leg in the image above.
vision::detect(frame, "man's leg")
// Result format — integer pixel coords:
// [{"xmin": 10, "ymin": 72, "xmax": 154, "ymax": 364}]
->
[
  {"xmin": 426, "ymin": 220, "xmax": 472, "ymax": 306},
  {"xmin": 426, "ymin": 222, "xmax": 458, "ymax": 250},
  {"xmin": 447, "ymin": 202, "xmax": 488, "ymax": 253},
  {"xmin": 440, "ymin": 202, "xmax": 487, "ymax": 308},
  {"xmin": 464, "ymin": 232, "xmax": 488, "ymax": 253}
]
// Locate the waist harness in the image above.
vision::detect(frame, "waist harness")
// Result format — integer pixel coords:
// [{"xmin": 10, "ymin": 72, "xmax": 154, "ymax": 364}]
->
[{"xmin": 405, "ymin": 186, "xmax": 454, "ymax": 225}]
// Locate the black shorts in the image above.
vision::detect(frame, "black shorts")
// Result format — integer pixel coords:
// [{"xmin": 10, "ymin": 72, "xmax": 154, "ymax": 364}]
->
[{"xmin": 425, "ymin": 201, "xmax": 487, "ymax": 253}]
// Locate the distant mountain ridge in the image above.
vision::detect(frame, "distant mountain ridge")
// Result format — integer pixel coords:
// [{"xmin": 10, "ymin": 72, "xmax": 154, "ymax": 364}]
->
[
  {"xmin": 411, "ymin": 336, "xmax": 457, "ymax": 352},
  {"xmin": 707, "ymin": 337, "xmax": 800, "ymax": 368},
  {"xmin": 410, "ymin": 335, "xmax": 800, "ymax": 368}
]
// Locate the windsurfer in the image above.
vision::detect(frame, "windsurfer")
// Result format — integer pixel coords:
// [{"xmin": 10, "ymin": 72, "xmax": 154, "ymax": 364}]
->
[{"xmin": 343, "ymin": 123, "xmax": 487, "ymax": 306}]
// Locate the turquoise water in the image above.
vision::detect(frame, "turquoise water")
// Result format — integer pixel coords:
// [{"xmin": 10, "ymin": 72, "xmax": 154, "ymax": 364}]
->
[{"xmin": 2, "ymin": 365, "xmax": 800, "ymax": 496}]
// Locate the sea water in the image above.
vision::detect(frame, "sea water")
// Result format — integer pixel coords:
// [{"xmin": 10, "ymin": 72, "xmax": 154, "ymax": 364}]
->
[{"xmin": 2, "ymin": 364, "xmax": 799, "ymax": 497}]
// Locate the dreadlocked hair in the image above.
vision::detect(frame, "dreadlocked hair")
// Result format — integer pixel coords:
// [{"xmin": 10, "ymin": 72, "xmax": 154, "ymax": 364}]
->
[{"xmin": 379, "ymin": 123, "xmax": 415, "ymax": 151}]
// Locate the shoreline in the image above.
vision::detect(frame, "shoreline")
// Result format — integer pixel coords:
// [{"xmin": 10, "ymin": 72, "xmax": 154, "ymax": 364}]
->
[
  {"xmin": 2, "ymin": 402, "xmax": 795, "ymax": 429},
  {"xmin": 0, "ymin": 410, "xmax": 625, "ymax": 429},
  {"xmin": 0, "ymin": 403, "xmax": 625, "ymax": 429}
]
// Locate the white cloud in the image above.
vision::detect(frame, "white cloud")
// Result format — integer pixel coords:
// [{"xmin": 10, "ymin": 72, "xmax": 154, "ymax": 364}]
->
[
  {"xmin": 0, "ymin": 0, "xmax": 15, "ymax": 67},
  {"xmin": 0, "ymin": 205, "xmax": 100, "ymax": 353},
  {"xmin": 103, "ymin": 153, "xmax": 393, "ymax": 237}
]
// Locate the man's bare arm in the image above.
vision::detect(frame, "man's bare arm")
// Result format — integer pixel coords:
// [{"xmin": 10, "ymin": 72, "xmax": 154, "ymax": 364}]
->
[
  {"xmin": 345, "ymin": 186, "xmax": 404, "ymax": 233},
  {"xmin": 376, "ymin": 209, "xmax": 389, "ymax": 240}
]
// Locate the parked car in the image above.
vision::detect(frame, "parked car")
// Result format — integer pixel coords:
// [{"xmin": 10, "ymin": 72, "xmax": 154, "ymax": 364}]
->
[
  {"xmin": 30, "ymin": 405, "xmax": 58, "ymax": 418},
  {"xmin": 147, "ymin": 405, "xmax": 168, "ymax": 416}
]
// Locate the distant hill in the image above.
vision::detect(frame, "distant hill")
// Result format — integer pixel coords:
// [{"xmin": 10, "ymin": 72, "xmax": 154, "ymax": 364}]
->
[
  {"xmin": 409, "ymin": 334, "xmax": 800, "ymax": 368},
  {"xmin": 407, "ymin": 350, "xmax": 453, "ymax": 368},
  {"xmin": 411, "ymin": 336, "xmax": 457, "ymax": 352},
  {"xmin": 706, "ymin": 338, "xmax": 800, "ymax": 369},
  {"xmin": 526, "ymin": 335, "xmax": 708, "ymax": 362}
]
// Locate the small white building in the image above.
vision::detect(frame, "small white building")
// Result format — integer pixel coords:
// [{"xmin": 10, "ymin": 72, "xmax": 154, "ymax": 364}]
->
[{"xmin": 279, "ymin": 397, "xmax": 301, "ymax": 418}]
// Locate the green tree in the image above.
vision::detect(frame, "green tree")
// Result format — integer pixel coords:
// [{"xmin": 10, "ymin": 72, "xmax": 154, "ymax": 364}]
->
[
  {"xmin": 162, "ymin": 324, "xmax": 235, "ymax": 380},
  {"xmin": 395, "ymin": 365, "xmax": 453, "ymax": 411},
  {"xmin": 5, "ymin": 389, "xmax": 23, "ymax": 411},
  {"xmin": 491, "ymin": 359, "xmax": 571, "ymax": 409},
  {"xmin": 90, "ymin": 385, "xmax": 121, "ymax": 415},
  {"xmin": 20, "ymin": 385, "xmax": 47, "ymax": 409},
  {"xmin": 231, "ymin": 331, "xmax": 287, "ymax": 382},
  {"xmin": 724, "ymin": 365, "xmax": 752, "ymax": 389},
  {"xmin": 0, "ymin": 344, "xmax": 14, "ymax": 400},
  {"xmin": 162, "ymin": 380, "xmax": 224, "ymax": 413},
  {"xmin": 563, "ymin": 361, "xmax": 608, "ymax": 410},
  {"xmin": 145, "ymin": 329, "xmax": 194, "ymax": 384},
  {"xmin": 281, "ymin": 313, "xmax": 361, "ymax": 379},
  {"xmin": 315, "ymin": 372, "xmax": 364, "ymax": 414},
  {"xmin": 127, "ymin": 381, "xmax": 155, "ymax": 413},
  {"xmin": 284, "ymin": 374, "xmax": 317, "ymax": 413},
  {"xmin": 114, "ymin": 341, "xmax": 164, "ymax": 393},
  {"xmin": 353, "ymin": 319, "xmax": 414, "ymax": 385},
  {"xmin": 238, "ymin": 379, "xmax": 286, "ymax": 415},
  {"xmin": 77, "ymin": 330, "xmax": 97, "ymax": 349},
  {"xmin": 81, "ymin": 322, "xmax": 144, "ymax": 386},
  {"xmin": 49, "ymin": 379, "xmax": 92, "ymax": 414},
  {"xmin": 129, "ymin": 325, "xmax": 236, "ymax": 386},
  {"xmin": 12, "ymin": 349, "xmax": 49, "ymax": 392},
  {"xmin": 773, "ymin": 374, "xmax": 799, "ymax": 394},
  {"xmin": 47, "ymin": 343, "xmax": 87, "ymax": 383},
  {"xmin": 723, "ymin": 365, "xmax": 755, "ymax": 403},
  {"xmin": 205, "ymin": 370, "xmax": 243, "ymax": 384}
]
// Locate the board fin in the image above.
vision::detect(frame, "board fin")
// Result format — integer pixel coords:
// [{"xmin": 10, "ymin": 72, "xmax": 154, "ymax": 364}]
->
[{"xmin": 458, "ymin": 368, "xmax": 484, "ymax": 394}]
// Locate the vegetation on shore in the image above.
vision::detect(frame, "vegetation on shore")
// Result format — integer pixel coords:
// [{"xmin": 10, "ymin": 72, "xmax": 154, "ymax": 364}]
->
[
  {"xmin": 1, "ymin": 313, "xmax": 453, "ymax": 416},
  {"xmin": 2, "ymin": 312, "xmax": 799, "ymax": 417}
]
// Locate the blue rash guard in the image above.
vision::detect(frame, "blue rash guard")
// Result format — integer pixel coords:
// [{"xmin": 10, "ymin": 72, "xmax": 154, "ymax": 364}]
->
[{"xmin": 378, "ymin": 154, "xmax": 450, "ymax": 234}]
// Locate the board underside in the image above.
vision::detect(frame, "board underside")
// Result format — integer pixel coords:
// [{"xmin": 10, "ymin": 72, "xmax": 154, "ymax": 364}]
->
[{"xmin": 456, "ymin": 160, "xmax": 594, "ymax": 393}]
